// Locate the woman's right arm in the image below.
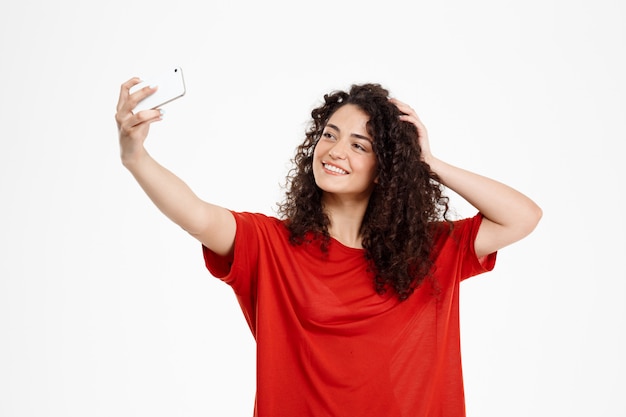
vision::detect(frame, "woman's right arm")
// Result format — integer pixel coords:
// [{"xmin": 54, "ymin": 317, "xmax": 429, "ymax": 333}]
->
[{"xmin": 115, "ymin": 78, "xmax": 236, "ymax": 256}]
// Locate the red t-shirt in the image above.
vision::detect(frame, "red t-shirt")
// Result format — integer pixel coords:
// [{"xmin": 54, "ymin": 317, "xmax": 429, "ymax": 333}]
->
[{"xmin": 203, "ymin": 211, "xmax": 496, "ymax": 417}]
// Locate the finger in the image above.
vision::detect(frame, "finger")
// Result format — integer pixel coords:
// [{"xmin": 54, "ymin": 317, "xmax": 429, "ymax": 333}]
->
[
  {"xmin": 389, "ymin": 97, "xmax": 408, "ymax": 106},
  {"xmin": 128, "ymin": 108, "xmax": 163, "ymax": 129},
  {"xmin": 118, "ymin": 107, "xmax": 161, "ymax": 132},
  {"xmin": 118, "ymin": 110, "xmax": 162, "ymax": 142},
  {"xmin": 117, "ymin": 77, "xmax": 142, "ymax": 112},
  {"xmin": 400, "ymin": 113, "xmax": 427, "ymax": 130},
  {"xmin": 126, "ymin": 85, "xmax": 159, "ymax": 115},
  {"xmin": 391, "ymin": 99, "xmax": 423, "ymax": 122},
  {"xmin": 399, "ymin": 114, "xmax": 422, "ymax": 129},
  {"xmin": 116, "ymin": 84, "xmax": 158, "ymax": 127},
  {"xmin": 399, "ymin": 112, "xmax": 424, "ymax": 125},
  {"xmin": 116, "ymin": 78, "xmax": 158, "ymax": 115},
  {"xmin": 389, "ymin": 97, "xmax": 417, "ymax": 116}
]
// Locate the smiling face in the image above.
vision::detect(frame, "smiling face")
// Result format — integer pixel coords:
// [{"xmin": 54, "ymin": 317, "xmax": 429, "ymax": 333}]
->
[{"xmin": 312, "ymin": 104, "xmax": 378, "ymax": 203}]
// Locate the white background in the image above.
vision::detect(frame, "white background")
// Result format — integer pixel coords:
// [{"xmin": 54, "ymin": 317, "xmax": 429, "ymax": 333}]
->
[{"xmin": 1, "ymin": 0, "xmax": 624, "ymax": 416}]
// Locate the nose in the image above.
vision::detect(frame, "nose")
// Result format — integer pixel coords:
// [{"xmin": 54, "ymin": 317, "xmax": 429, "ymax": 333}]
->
[{"xmin": 329, "ymin": 143, "xmax": 347, "ymax": 160}]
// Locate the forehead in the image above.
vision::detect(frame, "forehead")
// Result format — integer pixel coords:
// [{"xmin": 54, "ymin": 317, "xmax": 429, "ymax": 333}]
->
[{"xmin": 327, "ymin": 104, "xmax": 370, "ymax": 128}]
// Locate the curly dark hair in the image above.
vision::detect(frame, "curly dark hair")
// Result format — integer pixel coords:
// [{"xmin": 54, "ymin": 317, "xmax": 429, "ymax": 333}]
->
[{"xmin": 277, "ymin": 83, "xmax": 450, "ymax": 300}]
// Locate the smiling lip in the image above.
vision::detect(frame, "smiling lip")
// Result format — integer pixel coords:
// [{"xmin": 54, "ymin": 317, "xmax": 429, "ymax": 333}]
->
[{"xmin": 323, "ymin": 162, "xmax": 348, "ymax": 175}]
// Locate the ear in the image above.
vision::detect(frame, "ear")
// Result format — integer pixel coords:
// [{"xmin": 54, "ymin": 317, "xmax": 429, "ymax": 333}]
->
[{"xmin": 373, "ymin": 164, "xmax": 380, "ymax": 184}]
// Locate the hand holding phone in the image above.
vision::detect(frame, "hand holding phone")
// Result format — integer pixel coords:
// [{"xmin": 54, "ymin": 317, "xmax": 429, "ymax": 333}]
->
[{"xmin": 130, "ymin": 67, "xmax": 186, "ymax": 113}]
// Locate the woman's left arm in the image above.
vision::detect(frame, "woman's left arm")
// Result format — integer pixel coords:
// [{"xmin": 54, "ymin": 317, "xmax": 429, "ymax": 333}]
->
[
  {"xmin": 390, "ymin": 99, "xmax": 543, "ymax": 258},
  {"xmin": 426, "ymin": 157, "xmax": 542, "ymax": 258}
]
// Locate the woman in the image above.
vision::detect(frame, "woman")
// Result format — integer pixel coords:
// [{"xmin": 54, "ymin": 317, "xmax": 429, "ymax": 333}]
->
[{"xmin": 115, "ymin": 80, "xmax": 542, "ymax": 416}]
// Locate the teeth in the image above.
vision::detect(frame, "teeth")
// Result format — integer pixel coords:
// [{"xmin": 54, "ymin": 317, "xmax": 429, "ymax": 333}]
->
[{"xmin": 324, "ymin": 163, "xmax": 348, "ymax": 174}]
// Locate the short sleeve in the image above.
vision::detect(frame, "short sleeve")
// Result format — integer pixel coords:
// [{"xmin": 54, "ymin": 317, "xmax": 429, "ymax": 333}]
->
[
  {"xmin": 202, "ymin": 211, "xmax": 260, "ymax": 293},
  {"xmin": 431, "ymin": 213, "xmax": 497, "ymax": 282},
  {"xmin": 461, "ymin": 213, "xmax": 497, "ymax": 279}
]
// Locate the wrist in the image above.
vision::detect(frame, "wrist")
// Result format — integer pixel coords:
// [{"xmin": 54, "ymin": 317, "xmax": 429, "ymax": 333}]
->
[
  {"xmin": 422, "ymin": 153, "xmax": 438, "ymax": 169},
  {"xmin": 121, "ymin": 146, "xmax": 149, "ymax": 170}
]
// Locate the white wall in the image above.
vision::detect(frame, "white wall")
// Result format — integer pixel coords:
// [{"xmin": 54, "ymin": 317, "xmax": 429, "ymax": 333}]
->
[{"xmin": 1, "ymin": 0, "xmax": 624, "ymax": 416}]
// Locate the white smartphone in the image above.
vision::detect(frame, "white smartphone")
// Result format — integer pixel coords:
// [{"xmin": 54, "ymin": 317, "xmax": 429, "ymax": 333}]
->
[{"xmin": 130, "ymin": 67, "xmax": 186, "ymax": 113}]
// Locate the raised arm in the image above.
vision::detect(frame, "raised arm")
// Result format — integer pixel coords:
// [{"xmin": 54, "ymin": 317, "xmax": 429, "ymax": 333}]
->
[
  {"xmin": 115, "ymin": 78, "xmax": 236, "ymax": 256},
  {"xmin": 390, "ymin": 98, "xmax": 543, "ymax": 258}
]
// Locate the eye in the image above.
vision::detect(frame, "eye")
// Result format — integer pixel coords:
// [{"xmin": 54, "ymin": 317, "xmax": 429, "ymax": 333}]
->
[
  {"xmin": 322, "ymin": 132, "xmax": 336, "ymax": 141},
  {"xmin": 352, "ymin": 143, "xmax": 366, "ymax": 151}
]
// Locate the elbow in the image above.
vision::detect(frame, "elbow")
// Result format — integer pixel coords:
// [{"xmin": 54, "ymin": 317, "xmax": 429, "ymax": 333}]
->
[
  {"xmin": 522, "ymin": 202, "xmax": 543, "ymax": 236},
  {"xmin": 531, "ymin": 201, "xmax": 543, "ymax": 227},
  {"xmin": 507, "ymin": 201, "xmax": 543, "ymax": 242}
]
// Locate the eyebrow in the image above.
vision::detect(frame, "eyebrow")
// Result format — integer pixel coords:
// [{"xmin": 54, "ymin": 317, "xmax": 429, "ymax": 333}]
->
[{"xmin": 326, "ymin": 123, "xmax": 373, "ymax": 143}]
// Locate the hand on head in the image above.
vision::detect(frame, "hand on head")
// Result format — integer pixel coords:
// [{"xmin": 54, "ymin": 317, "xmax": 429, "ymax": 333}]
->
[{"xmin": 389, "ymin": 98, "xmax": 432, "ymax": 162}]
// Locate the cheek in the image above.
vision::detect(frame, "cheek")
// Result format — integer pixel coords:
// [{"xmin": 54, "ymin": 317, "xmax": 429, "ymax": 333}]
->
[
  {"xmin": 312, "ymin": 144, "xmax": 320, "ymax": 159},
  {"xmin": 366, "ymin": 159, "xmax": 379, "ymax": 178},
  {"xmin": 311, "ymin": 147, "xmax": 323, "ymax": 176},
  {"xmin": 372, "ymin": 165, "xmax": 380, "ymax": 183},
  {"xmin": 312, "ymin": 140, "xmax": 327, "ymax": 158}
]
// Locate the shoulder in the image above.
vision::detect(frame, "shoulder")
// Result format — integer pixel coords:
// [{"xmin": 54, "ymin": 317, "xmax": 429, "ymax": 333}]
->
[
  {"xmin": 234, "ymin": 211, "xmax": 285, "ymax": 227},
  {"xmin": 429, "ymin": 213, "xmax": 496, "ymax": 278},
  {"xmin": 231, "ymin": 211, "xmax": 290, "ymax": 241},
  {"xmin": 430, "ymin": 213, "xmax": 484, "ymax": 241},
  {"xmin": 429, "ymin": 213, "xmax": 487, "ymax": 259}
]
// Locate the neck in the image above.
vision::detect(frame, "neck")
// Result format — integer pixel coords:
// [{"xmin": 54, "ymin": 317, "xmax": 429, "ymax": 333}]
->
[{"xmin": 322, "ymin": 194, "xmax": 369, "ymax": 249}]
